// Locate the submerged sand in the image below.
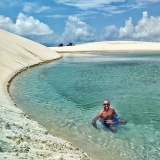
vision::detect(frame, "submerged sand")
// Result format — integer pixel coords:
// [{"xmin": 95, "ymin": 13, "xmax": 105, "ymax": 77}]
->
[{"xmin": 1, "ymin": 29, "xmax": 160, "ymax": 160}]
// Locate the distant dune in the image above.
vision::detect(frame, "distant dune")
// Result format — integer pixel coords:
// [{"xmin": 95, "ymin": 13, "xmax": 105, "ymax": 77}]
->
[{"xmin": 51, "ymin": 41, "xmax": 160, "ymax": 53}]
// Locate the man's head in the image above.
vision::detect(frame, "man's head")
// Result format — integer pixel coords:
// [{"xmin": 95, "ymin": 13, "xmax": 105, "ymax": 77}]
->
[{"xmin": 102, "ymin": 99, "xmax": 110, "ymax": 110}]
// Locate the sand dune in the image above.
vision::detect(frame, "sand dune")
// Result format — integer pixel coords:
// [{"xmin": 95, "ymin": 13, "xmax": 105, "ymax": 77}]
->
[
  {"xmin": 50, "ymin": 41, "xmax": 160, "ymax": 53},
  {"xmin": 0, "ymin": 29, "xmax": 90, "ymax": 160}
]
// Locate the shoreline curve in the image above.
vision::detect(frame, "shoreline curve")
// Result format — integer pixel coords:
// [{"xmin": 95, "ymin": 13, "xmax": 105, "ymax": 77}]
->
[
  {"xmin": 1, "ymin": 29, "xmax": 160, "ymax": 160},
  {"xmin": 0, "ymin": 29, "xmax": 91, "ymax": 160}
]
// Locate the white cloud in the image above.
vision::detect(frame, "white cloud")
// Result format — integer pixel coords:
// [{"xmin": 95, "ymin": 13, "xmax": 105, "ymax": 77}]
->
[
  {"xmin": 105, "ymin": 11, "xmax": 160, "ymax": 41},
  {"xmin": 131, "ymin": 0, "xmax": 160, "ymax": 9},
  {"xmin": 54, "ymin": 0, "xmax": 125, "ymax": 10},
  {"xmin": 57, "ymin": 16, "xmax": 96, "ymax": 43},
  {"xmin": 23, "ymin": 2, "xmax": 51, "ymax": 13},
  {"xmin": 133, "ymin": 12, "xmax": 160, "ymax": 39},
  {"xmin": 105, "ymin": 25, "xmax": 118, "ymax": 38},
  {"xmin": 46, "ymin": 15, "xmax": 67, "ymax": 18},
  {"xmin": 136, "ymin": 0, "xmax": 160, "ymax": 3},
  {"xmin": 23, "ymin": 3, "xmax": 34, "ymax": 13},
  {"xmin": 9, "ymin": 1, "xmax": 19, "ymax": 7},
  {"xmin": 119, "ymin": 17, "xmax": 134, "ymax": 38},
  {"xmin": 36, "ymin": 6, "xmax": 51, "ymax": 13},
  {"xmin": 0, "ymin": 13, "xmax": 53, "ymax": 35},
  {"xmin": 53, "ymin": 0, "xmax": 160, "ymax": 18},
  {"xmin": 54, "ymin": 0, "xmax": 160, "ymax": 11},
  {"xmin": 0, "ymin": 0, "xmax": 18, "ymax": 7},
  {"xmin": 0, "ymin": 15, "xmax": 14, "ymax": 32}
]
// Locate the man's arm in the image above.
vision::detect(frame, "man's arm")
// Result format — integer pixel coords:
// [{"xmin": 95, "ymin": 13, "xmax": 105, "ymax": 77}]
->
[
  {"xmin": 92, "ymin": 111, "xmax": 102, "ymax": 132},
  {"xmin": 92, "ymin": 116, "xmax": 99, "ymax": 130}
]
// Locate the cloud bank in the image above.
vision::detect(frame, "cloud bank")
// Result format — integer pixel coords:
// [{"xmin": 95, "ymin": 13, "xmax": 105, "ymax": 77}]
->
[
  {"xmin": 0, "ymin": 13, "xmax": 53, "ymax": 35},
  {"xmin": 105, "ymin": 11, "xmax": 160, "ymax": 41},
  {"xmin": 57, "ymin": 16, "xmax": 96, "ymax": 43},
  {"xmin": 54, "ymin": 0, "xmax": 125, "ymax": 10},
  {"xmin": 54, "ymin": 0, "xmax": 160, "ymax": 13},
  {"xmin": 23, "ymin": 2, "xmax": 51, "ymax": 13},
  {"xmin": 0, "ymin": 11, "xmax": 160, "ymax": 45}
]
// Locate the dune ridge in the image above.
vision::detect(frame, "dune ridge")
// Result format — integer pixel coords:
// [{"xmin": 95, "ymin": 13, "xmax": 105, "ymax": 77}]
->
[{"xmin": 50, "ymin": 41, "xmax": 160, "ymax": 53}]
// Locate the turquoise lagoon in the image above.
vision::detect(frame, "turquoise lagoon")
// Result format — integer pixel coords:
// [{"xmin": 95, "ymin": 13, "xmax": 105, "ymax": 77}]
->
[{"xmin": 10, "ymin": 53, "xmax": 160, "ymax": 160}]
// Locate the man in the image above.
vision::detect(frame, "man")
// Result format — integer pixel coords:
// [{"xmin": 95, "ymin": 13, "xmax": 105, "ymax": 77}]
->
[{"xmin": 92, "ymin": 99, "xmax": 127, "ymax": 132}]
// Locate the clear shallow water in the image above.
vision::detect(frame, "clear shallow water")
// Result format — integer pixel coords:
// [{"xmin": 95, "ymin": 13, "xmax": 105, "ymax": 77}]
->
[{"xmin": 10, "ymin": 53, "xmax": 160, "ymax": 160}]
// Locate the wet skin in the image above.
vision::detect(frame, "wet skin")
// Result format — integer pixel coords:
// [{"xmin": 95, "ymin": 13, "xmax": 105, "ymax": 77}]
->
[{"xmin": 92, "ymin": 100, "xmax": 127, "ymax": 132}]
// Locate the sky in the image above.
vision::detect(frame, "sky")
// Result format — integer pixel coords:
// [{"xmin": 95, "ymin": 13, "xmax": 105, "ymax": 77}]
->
[{"xmin": 0, "ymin": 0, "xmax": 160, "ymax": 46}]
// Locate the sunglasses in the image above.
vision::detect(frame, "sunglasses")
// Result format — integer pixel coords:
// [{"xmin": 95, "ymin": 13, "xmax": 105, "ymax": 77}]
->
[{"xmin": 103, "ymin": 103, "xmax": 110, "ymax": 106}]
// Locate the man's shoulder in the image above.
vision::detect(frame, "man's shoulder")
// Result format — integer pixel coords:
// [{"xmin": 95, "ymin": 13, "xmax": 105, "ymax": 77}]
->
[
  {"xmin": 98, "ymin": 109, "xmax": 104, "ymax": 114},
  {"xmin": 99, "ymin": 109, "xmax": 104, "ymax": 113},
  {"xmin": 110, "ymin": 107, "xmax": 115, "ymax": 111}
]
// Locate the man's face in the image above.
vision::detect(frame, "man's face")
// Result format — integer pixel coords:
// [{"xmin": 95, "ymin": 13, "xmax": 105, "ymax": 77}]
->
[{"xmin": 103, "ymin": 100, "xmax": 110, "ymax": 110}]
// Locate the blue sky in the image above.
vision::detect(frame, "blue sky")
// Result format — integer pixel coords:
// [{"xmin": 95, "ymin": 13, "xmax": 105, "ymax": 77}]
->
[{"xmin": 0, "ymin": 0, "xmax": 160, "ymax": 46}]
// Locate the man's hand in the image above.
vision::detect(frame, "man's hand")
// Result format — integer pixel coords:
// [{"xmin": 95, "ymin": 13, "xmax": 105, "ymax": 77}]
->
[{"xmin": 105, "ymin": 119, "xmax": 112, "ymax": 124}]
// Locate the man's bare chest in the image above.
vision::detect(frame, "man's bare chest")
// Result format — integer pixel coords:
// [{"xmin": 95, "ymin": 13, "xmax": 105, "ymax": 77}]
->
[{"xmin": 101, "ymin": 109, "xmax": 113, "ymax": 119}]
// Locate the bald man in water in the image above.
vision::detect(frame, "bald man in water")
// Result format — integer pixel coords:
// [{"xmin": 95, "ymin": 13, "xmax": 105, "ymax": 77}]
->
[{"xmin": 92, "ymin": 99, "xmax": 127, "ymax": 132}]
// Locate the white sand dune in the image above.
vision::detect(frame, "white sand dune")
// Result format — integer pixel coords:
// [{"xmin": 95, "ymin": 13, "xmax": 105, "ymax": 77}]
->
[
  {"xmin": 0, "ymin": 29, "xmax": 90, "ymax": 160},
  {"xmin": 50, "ymin": 41, "xmax": 160, "ymax": 53}
]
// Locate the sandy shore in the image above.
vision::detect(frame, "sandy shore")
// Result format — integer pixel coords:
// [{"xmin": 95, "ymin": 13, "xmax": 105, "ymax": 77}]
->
[
  {"xmin": 0, "ymin": 29, "xmax": 91, "ymax": 160},
  {"xmin": 1, "ymin": 29, "xmax": 160, "ymax": 160},
  {"xmin": 50, "ymin": 41, "xmax": 160, "ymax": 53}
]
